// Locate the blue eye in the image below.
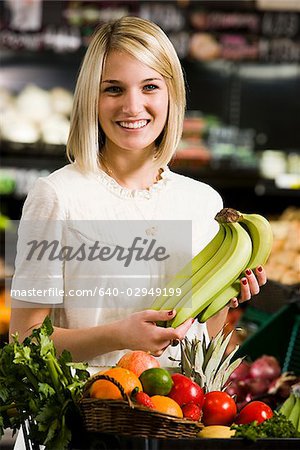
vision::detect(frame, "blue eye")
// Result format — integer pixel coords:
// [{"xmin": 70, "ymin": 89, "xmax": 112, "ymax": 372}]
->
[{"xmin": 144, "ymin": 84, "xmax": 158, "ymax": 91}]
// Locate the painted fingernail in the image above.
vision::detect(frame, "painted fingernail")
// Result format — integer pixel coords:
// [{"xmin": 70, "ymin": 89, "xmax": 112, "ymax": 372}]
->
[
  {"xmin": 246, "ymin": 269, "xmax": 252, "ymax": 276},
  {"xmin": 192, "ymin": 318, "xmax": 195, "ymax": 323},
  {"xmin": 257, "ymin": 266, "xmax": 263, "ymax": 272},
  {"xmin": 242, "ymin": 278, "xmax": 248, "ymax": 285},
  {"xmin": 168, "ymin": 310, "xmax": 174, "ymax": 316}
]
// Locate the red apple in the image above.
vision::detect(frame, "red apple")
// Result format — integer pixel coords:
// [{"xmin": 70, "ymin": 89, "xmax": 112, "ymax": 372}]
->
[{"xmin": 116, "ymin": 351, "xmax": 160, "ymax": 377}]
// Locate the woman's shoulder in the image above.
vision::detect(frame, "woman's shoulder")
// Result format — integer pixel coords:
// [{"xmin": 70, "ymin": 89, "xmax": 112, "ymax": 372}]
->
[
  {"xmin": 33, "ymin": 163, "xmax": 93, "ymax": 195},
  {"xmin": 46, "ymin": 162, "xmax": 87, "ymax": 184},
  {"xmin": 22, "ymin": 164, "xmax": 90, "ymax": 219}
]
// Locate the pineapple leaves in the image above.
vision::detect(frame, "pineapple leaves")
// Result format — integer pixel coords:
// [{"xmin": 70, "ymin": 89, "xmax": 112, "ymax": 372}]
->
[
  {"xmin": 205, "ymin": 330, "xmax": 234, "ymax": 389},
  {"xmin": 177, "ymin": 327, "xmax": 242, "ymax": 393}
]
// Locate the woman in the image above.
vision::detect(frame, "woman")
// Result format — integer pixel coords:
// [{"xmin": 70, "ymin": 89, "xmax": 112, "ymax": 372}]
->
[{"xmin": 10, "ymin": 16, "xmax": 266, "ymax": 370}]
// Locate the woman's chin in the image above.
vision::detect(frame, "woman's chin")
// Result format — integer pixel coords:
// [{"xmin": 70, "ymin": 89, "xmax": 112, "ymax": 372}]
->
[{"xmin": 109, "ymin": 139, "xmax": 155, "ymax": 153}]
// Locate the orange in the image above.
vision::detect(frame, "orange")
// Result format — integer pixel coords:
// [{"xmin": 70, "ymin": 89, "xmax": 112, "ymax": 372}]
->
[
  {"xmin": 90, "ymin": 367, "xmax": 142, "ymax": 400},
  {"xmin": 151, "ymin": 395, "xmax": 183, "ymax": 418}
]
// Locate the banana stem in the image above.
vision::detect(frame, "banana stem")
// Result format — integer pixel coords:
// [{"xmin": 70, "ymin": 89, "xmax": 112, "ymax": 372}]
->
[{"xmin": 215, "ymin": 208, "xmax": 242, "ymax": 223}]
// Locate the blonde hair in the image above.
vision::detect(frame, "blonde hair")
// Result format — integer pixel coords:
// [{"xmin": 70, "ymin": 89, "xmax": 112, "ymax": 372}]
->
[{"xmin": 67, "ymin": 16, "xmax": 186, "ymax": 173}]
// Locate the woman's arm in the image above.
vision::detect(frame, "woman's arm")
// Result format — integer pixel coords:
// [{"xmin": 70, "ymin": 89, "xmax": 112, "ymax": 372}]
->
[
  {"xmin": 9, "ymin": 302, "xmax": 127, "ymax": 360},
  {"xmin": 9, "ymin": 301, "xmax": 194, "ymax": 361}
]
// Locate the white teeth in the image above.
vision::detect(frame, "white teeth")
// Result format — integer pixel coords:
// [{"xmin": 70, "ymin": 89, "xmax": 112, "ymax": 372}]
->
[{"xmin": 119, "ymin": 120, "xmax": 148, "ymax": 129}]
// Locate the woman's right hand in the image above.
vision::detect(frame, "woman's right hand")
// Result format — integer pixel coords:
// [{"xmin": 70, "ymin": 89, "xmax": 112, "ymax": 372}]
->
[{"xmin": 116, "ymin": 309, "xmax": 194, "ymax": 356}]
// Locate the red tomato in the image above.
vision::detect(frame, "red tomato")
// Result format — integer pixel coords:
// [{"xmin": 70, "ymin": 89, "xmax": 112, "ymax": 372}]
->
[
  {"xmin": 168, "ymin": 374, "xmax": 204, "ymax": 407},
  {"xmin": 202, "ymin": 391, "xmax": 237, "ymax": 426},
  {"xmin": 235, "ymin": 401, "xmax": 273, "ymax": 425}
]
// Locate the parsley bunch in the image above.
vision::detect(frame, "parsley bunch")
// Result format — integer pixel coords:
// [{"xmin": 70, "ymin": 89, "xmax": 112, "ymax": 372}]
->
[
  {"xmin": 0, "ymin": 317, "xmax": 89, "ymax": 449},
  {"xmin": 232, "ymin": 411, "xmax": 300, "ymax": 441}
]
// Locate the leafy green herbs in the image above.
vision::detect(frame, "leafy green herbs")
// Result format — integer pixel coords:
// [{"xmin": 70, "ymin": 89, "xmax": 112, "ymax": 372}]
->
[
  {"xmin": 0, "ymin": 316, "xmax": 89, "ymax": 449},
  {"xmin": 232, "ymin": 411, "xmax": 300, "ymax": 441}
]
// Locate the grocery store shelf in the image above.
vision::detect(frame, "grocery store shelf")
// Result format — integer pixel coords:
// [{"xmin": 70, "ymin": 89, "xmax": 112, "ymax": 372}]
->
[
  {"xmin": 0, "ymin": 141, "xmax": 67, "ymax": 172},
  {"xmin": 255, "ymin": 180, "xmax": 300, "ymax": 197},
  {"xmin": 1, "ymin": 137, "xmax": 299, "ymax": 218}
]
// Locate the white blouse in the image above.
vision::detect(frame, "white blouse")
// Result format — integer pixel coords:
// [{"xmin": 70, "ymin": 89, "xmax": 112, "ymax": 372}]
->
[{"xmin": 12, "ymin": 163, "xmax": 223, "ymax": 369}]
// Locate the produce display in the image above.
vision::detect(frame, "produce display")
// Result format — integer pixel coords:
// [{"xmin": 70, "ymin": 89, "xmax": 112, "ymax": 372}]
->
[
  {"xmin": 1, "ymin": 318, "xmax": 300, "ymax": 448},
  {"xmin": 0, "ymin": 207, "xmax": 298, "ymax": 447},
  {"xmin": 266, "ymin": 207, "xmax": 300, "ymax": 286},
  {"xmin": 151, "ymin": 207, "xmax": 273, "ymax": 326},
  {"xmin": 0, "ymin": 85, "xmax": 72, "ymax": 146}
]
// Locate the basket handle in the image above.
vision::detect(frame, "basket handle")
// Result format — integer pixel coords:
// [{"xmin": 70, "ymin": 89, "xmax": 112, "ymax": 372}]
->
[{"xmin": 82, "ymin": 374, "xmax": 134, "ymax": 407}]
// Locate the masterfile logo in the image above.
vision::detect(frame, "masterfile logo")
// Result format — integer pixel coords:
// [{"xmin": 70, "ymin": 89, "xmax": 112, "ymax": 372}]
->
[{"xmin": 6, "ymin": 219, "xmax": 193, "ymax": 308}]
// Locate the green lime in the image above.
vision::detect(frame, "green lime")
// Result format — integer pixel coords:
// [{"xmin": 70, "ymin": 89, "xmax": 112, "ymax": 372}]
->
[{"xmin": 139, "ymin": 368, "xmax": 173, "ymax": 396}]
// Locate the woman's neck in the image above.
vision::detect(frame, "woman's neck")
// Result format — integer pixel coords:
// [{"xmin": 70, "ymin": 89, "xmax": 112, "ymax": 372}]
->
[{"xmin": 100, "ymin": 146, "xmax": 163, "ymax": 190}]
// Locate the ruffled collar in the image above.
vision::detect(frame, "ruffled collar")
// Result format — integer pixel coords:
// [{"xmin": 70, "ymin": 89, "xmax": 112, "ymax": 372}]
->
[{"xmin": 96, "ymin": 166, "xmax": 173, "ymax": 199}]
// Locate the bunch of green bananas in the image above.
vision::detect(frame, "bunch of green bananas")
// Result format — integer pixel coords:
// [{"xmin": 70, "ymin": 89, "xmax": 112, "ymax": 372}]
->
[
  {"xmin": 279, "ymin": 384, "xmax": 300, "ymax": 432},
  {"xmin": 151, "ymin": 208, "xmax": 273, "ymax": 327}
]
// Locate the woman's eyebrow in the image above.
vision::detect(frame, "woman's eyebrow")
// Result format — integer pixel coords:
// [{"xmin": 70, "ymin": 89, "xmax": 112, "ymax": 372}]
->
[
  {"xmin": 102, "ymin": 79, "xmax": 120, "ymax": 84},
  {"xmin": 101, "ymin": 77, "xmax": 163, "ymax": 84},
  {"xmin": 142, "ymin": 78, "xmax": 163, "ymax": 82}
]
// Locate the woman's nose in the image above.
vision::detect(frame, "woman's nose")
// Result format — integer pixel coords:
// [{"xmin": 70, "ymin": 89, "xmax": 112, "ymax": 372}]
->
[{"xmin": 121, "ymin": 90, "xmax": 143, "ymax": 116}]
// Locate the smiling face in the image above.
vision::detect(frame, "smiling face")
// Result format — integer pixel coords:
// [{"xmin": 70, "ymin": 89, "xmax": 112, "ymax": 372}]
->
[{"xmin": 98, "ymin": 50, "xmax": 169, "ymax": 156}]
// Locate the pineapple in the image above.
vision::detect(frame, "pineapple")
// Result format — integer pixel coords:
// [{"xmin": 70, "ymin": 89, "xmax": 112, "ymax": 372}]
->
[{"xmin": 177, "ymin": 328, "xmax": 243, "ymax": 393}]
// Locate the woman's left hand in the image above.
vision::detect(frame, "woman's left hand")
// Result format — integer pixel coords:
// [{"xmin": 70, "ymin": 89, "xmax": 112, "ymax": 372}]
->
[{"xmin": 229, "ymin": 266, "xmax": 267, "ymax": 308}]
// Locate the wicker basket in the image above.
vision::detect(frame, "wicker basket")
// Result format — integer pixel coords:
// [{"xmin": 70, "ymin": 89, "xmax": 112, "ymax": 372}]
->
[{"xmin": 79, "ymin": 374, "xmax": 202, "ymax": 439}]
